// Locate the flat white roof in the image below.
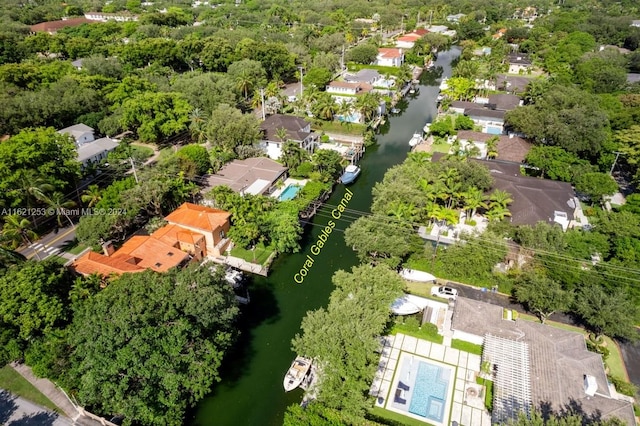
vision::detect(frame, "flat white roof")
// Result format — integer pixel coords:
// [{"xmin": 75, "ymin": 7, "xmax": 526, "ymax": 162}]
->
[{"xmin": 244, "ymin": 178, "xmax": 271, "ymax": 195}]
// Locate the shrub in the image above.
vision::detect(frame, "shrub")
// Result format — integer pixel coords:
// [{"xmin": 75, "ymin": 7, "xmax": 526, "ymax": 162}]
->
[{"xmin": 608, "ymin": 375, "xmax": 638, "ymax": 397}]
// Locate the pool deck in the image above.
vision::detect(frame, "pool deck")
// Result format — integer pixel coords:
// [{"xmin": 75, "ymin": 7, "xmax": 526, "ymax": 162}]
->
[
  {"xmin": 371, "ymin": 333, "xmax": 491, "ymax": 426},
  {"xmin": 270, "ymin": 178, "xmax": 308, "ymax": 200}
]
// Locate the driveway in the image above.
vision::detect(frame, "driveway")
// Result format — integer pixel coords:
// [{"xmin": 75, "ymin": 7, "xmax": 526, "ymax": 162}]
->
[{"xmin": 0, "ymin": 390, "xmax": 72, "ymax": 426}]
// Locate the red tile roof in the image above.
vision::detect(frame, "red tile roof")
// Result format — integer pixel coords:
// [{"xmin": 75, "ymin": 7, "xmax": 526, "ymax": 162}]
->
[
  {"xmin": 151, "ymin": 223, "xmax": 205, "ymax": 247},
  {"xmin": 398, "ymin": 34, "xmax": 422, "ymax": 42},
  {"xmin": 164, "ymin": 202, "xmax": 230, "ymax": 232},
  {"xmin": 30, "ymin": 17, "xmax": 92, "ymax": 33},
  {"xmin": 378, "ymin": 48, "xmax": 403, "ymax": 58},
  {"xmin": 117, "ymin": 235, "xmax": 189, "ymax": 272},
  {"xmin": 413, "ymin": 28, "xmax": 429, "ymax": 36},
  {"xmin": 72, "ymin": 251, "xmax": 145, "ymax": 276}
]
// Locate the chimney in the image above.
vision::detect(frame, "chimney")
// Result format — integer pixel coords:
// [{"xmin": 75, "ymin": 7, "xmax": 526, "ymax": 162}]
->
[{"xmin": 102, "ymin": 241, "xmax": 115, "ymax": 256}]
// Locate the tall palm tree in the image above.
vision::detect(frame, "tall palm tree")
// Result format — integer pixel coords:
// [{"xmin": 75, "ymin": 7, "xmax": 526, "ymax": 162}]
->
[
  {"xmin": 2, "ymin": 215, "xmax": 39, "ymax": 259},
  {"xmin": 0, "ymin": 245, "xmax": 26, "ymax": 267},
  {"xmin": 313, "ymin": 93, "xmax": 337, "ymax": 121},
  {"xmin": 486, "ymin": 205, "xmax": 512, "ymax": 222},
  {"xmin": 81, "ymin": 185, "xmax": 102, "ymax": 208},
  {"xmin": 275, "ymin": 127, "xmax": 289, "ymax": 142},
  {"xmin": 41, "ymin": 192, "xmax": 77, "ymax": 228},
  {"xmin": 398, "ymin": 63, "xmax": 413, "ymax": 85},
  {"xmin": 463, "ymin": 187, "xmax": 488, "ymax": 218},
  {"xmin": 189, "ymin": 108, "xmax": 207, "ymax": 143},
  {"xmin": 235, "ymin": 70, "xmax": 254, "ymax": 99},
  {"xmin": 486, "ymin": 136, "xmax": 499, "ymax": 159},
  {"xmin": 354, "ymin": 92, "xmax": 381, "ymax": 124},
  {"xmin": 489, "ymin": 189, "xmax": 514, "ymax": 209}
]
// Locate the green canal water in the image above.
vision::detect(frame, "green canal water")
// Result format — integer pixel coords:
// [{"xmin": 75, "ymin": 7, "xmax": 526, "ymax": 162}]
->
[{"xmin": 190, "ymin": 47, "xmax": 460, "ymax": 426}]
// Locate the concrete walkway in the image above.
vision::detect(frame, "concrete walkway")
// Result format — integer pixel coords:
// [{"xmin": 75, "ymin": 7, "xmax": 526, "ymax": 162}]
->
[{"xmin": 10, "ymin": 363, "xmax": 79, "ymax": 420}]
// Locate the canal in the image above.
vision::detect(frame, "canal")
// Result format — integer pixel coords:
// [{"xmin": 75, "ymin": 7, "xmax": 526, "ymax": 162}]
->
[{"xmin": 190, "ymin": 47, "xmax": 461, "ymax": 426}]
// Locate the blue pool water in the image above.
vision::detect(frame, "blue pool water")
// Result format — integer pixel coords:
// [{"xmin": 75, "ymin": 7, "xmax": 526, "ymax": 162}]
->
[
  {"xmin": 408, "ymin": 362, "xmax": 450, "ymax": 422},
  {"xmin": 279, "ymin": 185, "xmax": 302, "ymax": 201}
]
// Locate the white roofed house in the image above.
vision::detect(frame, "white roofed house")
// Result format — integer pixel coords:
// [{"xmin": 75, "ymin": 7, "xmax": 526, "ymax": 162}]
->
[
  {"xmin": 259, "ymin": 114, "xmax": 319, "ymax": 160},
  {"xmin": 57, "ymin": 123, "xmax": 119, "ymax": 169}
]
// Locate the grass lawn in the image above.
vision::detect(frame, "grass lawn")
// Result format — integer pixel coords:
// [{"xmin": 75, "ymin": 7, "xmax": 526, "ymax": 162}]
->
[
  {"xmin": 312, "ymin": 120, "xmax": 366, "ymax": 136},
  {"xmin": 130, "ymin": 144, "xmax": 155, "ymax": 159},
  {"xmin": 230, "ymin": 242, "xmax": 275, "ymax": 265},
  {"xmin": 451, "ymin": 339, "xmax": 483, "ymax": 355},
  {"xmin": 430, "ymin": 140, "xmax": 451, "ymax": 154},
  {"xmin": 370, "ymin": 406, "xmax": 429, "ymax": 426},
  {"xmin": 391, "ymin": 319, "xmax": 443, "ymax": 344},
  {"xmin": 0, "ymin": 365, "xmax": 59, "ymax": 413},
  {"xmin": 404, "ymin": 281, "xmax": 433, "ymax": 298},
  {"xmin": 476, "ymin": 377, "xmax": 493, "ymax": 411},
  {"xmin": 61, "ymin": 239, "xmax": 87, "ymax": 255},
  {"xmin": 405, "ymin": 255, "xmax": 434, "ymax": 274},
  {"xmin": 46, "ymin": 255, "xmax": 68, "ymax": 265}
]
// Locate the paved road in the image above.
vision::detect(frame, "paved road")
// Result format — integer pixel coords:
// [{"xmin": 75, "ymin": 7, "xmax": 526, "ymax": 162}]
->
[
  {"xmin": 0, "ymin": 390, "xmax": 72, "ymax": 426},
  {"xmin": 19, "ymin": 225, "xmax": 77, "ymax": 261},
  {"xmin": 444, "ymin": 281, "xmax": 640, "ymax": 396}
]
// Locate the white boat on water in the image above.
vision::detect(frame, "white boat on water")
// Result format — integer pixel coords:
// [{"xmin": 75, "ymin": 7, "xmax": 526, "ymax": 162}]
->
[
  {"xmin": 400, "ymin": 268, "xmax": 436, "ymax": 282},
  {"xmin": 284, "ymin": 356, "xmax": 312, "ymax": 392},
  {"xmin": 409, "ymin": 133, "xmax": 423, "ymax": 147},
  {"xmin": 340, "ymin": 164, "xmax": 361, "ymax": 184}
]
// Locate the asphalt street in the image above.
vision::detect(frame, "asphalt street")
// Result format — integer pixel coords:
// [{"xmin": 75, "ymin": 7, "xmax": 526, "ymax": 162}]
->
[
  {"xmin": 18, "ymin": 226, "xmax": 77, "ymax": 261},
  {"xmin": 0, "ymin": 390, "xmax": 72, "ymax": 426}
]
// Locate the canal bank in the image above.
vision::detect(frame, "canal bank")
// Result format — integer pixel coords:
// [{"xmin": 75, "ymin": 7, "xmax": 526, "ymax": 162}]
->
[{"xmin": 190, "ymin": 47, "xmax": 461, "ymax": 426}]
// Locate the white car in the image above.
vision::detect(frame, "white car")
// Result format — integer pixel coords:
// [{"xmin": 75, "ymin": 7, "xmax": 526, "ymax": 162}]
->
[{"xmin": 430, "ymin": 285, "xmax": 458, "ymax": 300}]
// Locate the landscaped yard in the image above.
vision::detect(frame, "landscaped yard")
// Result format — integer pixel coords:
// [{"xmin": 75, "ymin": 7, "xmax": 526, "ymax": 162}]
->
[
  {"xmin": 0, "ymin": 365, "xmax": 59, "ymax": 413},
  {"xmin": 230, "ymin": 242, "xmax": 275, "ymax": 265},
  {"xmin": 370, "ymin": 406, "xmax": 430, "ymax": 426},
  {"xmin": 391, "ymin": 317, "xmax": 444, "ymax": 344},
  {"xmin": 452, "ymin": 339, "xmax": 483, "ymax": 355},
  {"xmin": 430, "ymin": 140, "xmax": 451, "ymax": 154},
  {"xmin": 312, "ymin": 120, "xmax": 366, "ymax": 136}
]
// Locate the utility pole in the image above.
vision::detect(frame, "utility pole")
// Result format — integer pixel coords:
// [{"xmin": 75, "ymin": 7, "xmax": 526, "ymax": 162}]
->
[
  {"xmin": 610, "ymin": 151, "xmax": 623, "ymax": 175},
  {"xmin": 298, "ymin": 66, "xmax": 304, "ymax": 98},
  {"xmin": 429, "ymin": 10, "xmax": 433, "ymax": 26},
  {"xmin": 417, "ymin": 11, "xmax": 420, "ymax": 26},
  {"xmin": 340, "ymin": 45, "xmax": 345, "ymax": 71},
  {"xmin": 130, "ymin": 157, "xmax": 139, "ymax": 184},
  {"xmin": 401, "ymin": 16, "xmax": 404, "ymax": 33},
  {"xmin": 260, "ymin": 87, "xmax": 266, "ymax": 120}
]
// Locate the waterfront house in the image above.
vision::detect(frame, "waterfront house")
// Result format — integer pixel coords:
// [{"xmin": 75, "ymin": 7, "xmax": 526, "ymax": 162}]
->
[
  {"xmin": 259, "ymin": 114, "xmax": 318, "ymax": 159},
  {"xmin": 344, "ymin": 69, "xmax": 383, "ymax": 86},
  {"xmin": 487, "ymin": 94, "xmax": 522, "ymax": 111},
  {"xmin": 451, "ymin": 297, "xmax": 636, "ymax": 425},
  {"xmin": 204, "ymin": 157, "xmax": 288, "ymax": 196},
  {"xmin": 326, "ymin": 81, "xmax": 373, "ymax": 96},
  {"xmin": 57, "ymin": 123, "xmax": 119, "ymax": 168},
  {"xmin": 464, "ymin": 108, "xmax": 506, "ymax": 134},
  {"xmin": 456, "ymin": 130, "xmax": 532, "ymax": 162},
  {"xmin": 71, "ymin": 203, "xmax": 231, "ymax": 277},
  {"xmin": 507, "ymin": 53, "xmax": 533, "ymax": 74},
  {"xmin": 395, "ymin": 29, "xmax": 428, "ymax": 49},
  {"xmin": 376, "ymin": 48, "xmax": 404, "ymax": 67}
]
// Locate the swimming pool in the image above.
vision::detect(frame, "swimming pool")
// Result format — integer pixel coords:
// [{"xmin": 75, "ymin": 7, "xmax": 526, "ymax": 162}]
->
[
  {"xmin": 408, "ymin": 361, "xmax": 450, "ymax": 422},
  {"xmin": 279, "ymin": 185, "xmax": 302, "ymax": 201}
]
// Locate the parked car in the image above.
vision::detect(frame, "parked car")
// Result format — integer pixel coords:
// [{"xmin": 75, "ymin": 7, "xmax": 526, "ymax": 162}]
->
[{"xmin": 430, "ymin": 285, "xmax": 458, "ymax": 300}]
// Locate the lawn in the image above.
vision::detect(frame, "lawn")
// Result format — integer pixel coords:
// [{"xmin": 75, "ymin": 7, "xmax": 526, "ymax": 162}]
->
[
  {"xmin": 404, "ymin": 281, "xmax": 433, "ymax": 298},
  {"xmin": 46, "ymin": 255, "xmax": 68, "ymax": 265},
  {"xmin": 370, "ymin": 406, "xmax": 430, "ymax": 426},
  {"xmin": 391, "ymin": 318, "xmax": 443, "ymax": 344},
  {"xmin": 0, "ymin": 365, "xmax": 59, "ymax": 413},
  {"xmin": 312, "ymin": 120, "xmax": 366, "ymax": 136},
  {"xmin": 476, "ymin": 377, "xmax": 493, "ymax": 411},
  {"xmin": 230, "ymin": 242, "xmax": 275, "ymax": 265},
  {"xmin": 451, "ymin": 339, "xmax": 483, "ymax": 356},
  {"xmin": 430, "ymin": 140, "xmax": 451, "ymax": 154}
]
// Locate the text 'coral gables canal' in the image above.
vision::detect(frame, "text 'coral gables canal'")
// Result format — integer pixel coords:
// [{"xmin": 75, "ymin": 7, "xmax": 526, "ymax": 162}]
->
[{"xmin": 294, "ymin": 188, "xmax": 354, "ymax": 284}]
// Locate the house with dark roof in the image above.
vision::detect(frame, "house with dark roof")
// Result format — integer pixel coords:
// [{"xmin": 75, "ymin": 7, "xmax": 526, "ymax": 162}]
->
[
  {"xmin": 495, "ymin": 74, "xmax": 534, "ymax": 94},
  {"xmin": 464, "ymin": 108, "xmax": 506, "ymax": 135},
  {"xmin": 259, "ymin": 114, "xmax": 318, "ymax": 160},
  {"xmin": 456, "ymin": 130, "xmax": 532, "ymax": 163},
  {"xmin": 71, "ymin": 203, "xmax": 231, "ymax": 277},
  {"xmin": 472, "ymin": 160, "xmax": 580, "ymax": 230},
  {"xmin": 487, "ymin": 94, "xmax": 522, "ymax": 111},
  {"xmin": 204, "ymin": 157, "xmax": 288, "ymax": 196},
  {"xmin": 344, "ymin": 69, "xmax": 382, "ymax": 85},
  {"xmin": 507, "ymin": 53, "xmax": 533, "ymax": 74},
  {"xmin": 450, "ymin": 298, "xmax": 636, "ymax": 425}
]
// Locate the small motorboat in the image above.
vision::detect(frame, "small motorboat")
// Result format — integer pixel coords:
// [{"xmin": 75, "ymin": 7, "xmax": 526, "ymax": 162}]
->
[
  {"xmin": 340, "ymin": 164, "xmax": 361, "ymax": 184},
  {"xmin": 400, "ymin": 268, "xmax": 436, "ymax": 282},
  {"xmin": 283, "ymin": 356, "xmax": 312, "ymax": 391},
  {"xmin": 409, "ymin": 133, "xmax": 423, "ymax": 147},
  {"xmin": 391, "ymin": 108, "xmax": 400, "ymax": 114},
  {"xmin": 409, "ymin": 88, "xmax": 416, "ymax": 94}
]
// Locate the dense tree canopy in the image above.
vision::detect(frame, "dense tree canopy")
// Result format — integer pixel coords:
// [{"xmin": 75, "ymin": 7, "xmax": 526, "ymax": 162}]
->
[{"xmin": 67, "ymin": 266, "xmax": 239, "ymax": 426}]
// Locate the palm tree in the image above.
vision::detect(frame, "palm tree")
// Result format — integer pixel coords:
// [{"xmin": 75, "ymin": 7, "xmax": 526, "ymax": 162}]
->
[
  {"xmin": 235, "ymin": 70, "xmax": 254, "ymax": 99},
  {"xmin": 81, "ymin": 185, "xmax": 102, "ymax": 208},
  {"xmin": 486, "ymin": 136, "xmax": 499, "ymax": 159},
  {"xmin": 0, "ymin": 245, "xmax": 26, "ymax": 267},
  {"xmin": 41, "ymin": 192, "xmax": 77, "ymax": 228},
  {"xmin": 189, "ymin": 108, "xmax": 207, "ymax": 143},
  {"xmin": 486, "ymin": 205, "xmax": 512, "ymax": 222},
  {"xmin": 489, "ymin": 189, "xmax": 514, "ymax": 209},
  {"xmin": 313, "ymin": 93, "xmax": 337, "ymax": 121},
  {"xmin": 2, "ymin": 215, "xmax": 39, "ymax": 259},
  {"xmin": 354, "ymin": 92, "xmax": 381, "ymax": 124},
  {"xmin": 463, "ymin": 187, "xmax": 488, "ymax": 218},
  {"xmin": 398, "ymin": 63, "xmax": 413, "ymax": 85},
  {"xmin": 251, "ymin": 88, "xmax": 263, "ymax": 111},
  {"xmin": 275, "ymin": 127, "xmax": 289, "ymax": 142}
]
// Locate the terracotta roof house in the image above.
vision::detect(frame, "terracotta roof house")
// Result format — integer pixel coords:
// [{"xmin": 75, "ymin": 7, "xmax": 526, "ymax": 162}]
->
[
  {"xmin": 204, "ymin": 157, "xmax": 288, "ymax": 196},
  {"xmin": 456, "ymin": 130, "xmax": 532, "ymax": 163},
  {"xmin": 472, "ymin": 160, "xmax": 578, "ymax": 230},
  {"xmin": 451, "ymin": 298, "xmax": 636, "ymax": 425},
  {"xmin": 396, "ymin": 33, "xmax": 423, "ymax": 49},
  {"xmin": 259, "ymin": 114, "xmax": 318, "ymax": 160},
  {"xmin": 30, "ymin": 17, "xmax": 92, "ymax": 34},
  {"xmin": 71, "ymin": 203, "xmax": 231, "ymax": 277},
  {"xmin": 376, "ymin": 48, "xmax": 404, "ymax": 67}
]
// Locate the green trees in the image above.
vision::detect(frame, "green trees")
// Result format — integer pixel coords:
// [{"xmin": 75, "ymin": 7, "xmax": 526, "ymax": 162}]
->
[
  {"xmin": 303, "ymin": 67, "xmax": 333, "ymax": 89},
  {"xmin": 574, "ymin": 283, "xmax": 639, "ymax": 341},
  {"xmin": 204, "ymin": 104, "xmax": 261, "ymax": 152},
  {"xmin": 513, "ymin": 270, "xmax": 573, "ymax": 323},
  {"xmin": 347, "ymin": 44, "xmax": 378, "ymax": 65},
  {"xmin": 441, "ymin": 77, "xmax": 476, "ymax": 101},
  {"xmin": 227, "ymin": 59, "xmax": 267, "ymax": 99},
  {"xmin": 291, "ymin": 265, "xmax": 404, "ymax": 419},
  {"xmin": 177, "ymin": 144, "xmax": 211, "ymax": 175},
  {"xmin": 67, "ymin": 265, "xmax": 239, "ymax": 425},
  {"xmin": 524, "ymin": 146, "xmax": 593, "ymax": 181},
  {"xmin": 119, "ymin": 92, "xmax": 191, "ymax": 143},
  {"xmin": 573, "ymin": 172, "xmax": 618, "ymax": 205}
]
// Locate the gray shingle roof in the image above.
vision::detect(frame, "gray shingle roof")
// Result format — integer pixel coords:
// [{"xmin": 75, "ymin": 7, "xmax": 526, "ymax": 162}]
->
[
  {"xmin": 260, "ymin": 114, "xmax": 311, "ymax": 143},
  {"xmin": 77, "ymin": 137, "xmax": 119, "ymax": 163},
  {"xmin": 204, "ymin": 157, "xmax": 287, "ymax": 195}
]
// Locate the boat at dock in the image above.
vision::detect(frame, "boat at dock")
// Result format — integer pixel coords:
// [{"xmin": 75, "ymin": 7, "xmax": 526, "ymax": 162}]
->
[
  {"xmin": 409, "ymin": 133, "xmax": 423, "ymax": 147},
  {"xmin": 283, "ymin": 356, "xmax": 312, "ymax": 391},
  {"xmin": 400, "ymin": 268, "xmax": 436, "ymax": 282},
  {"xmin": 340, "ymin": 164, "xmax": 361, "ymax": 184}
]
